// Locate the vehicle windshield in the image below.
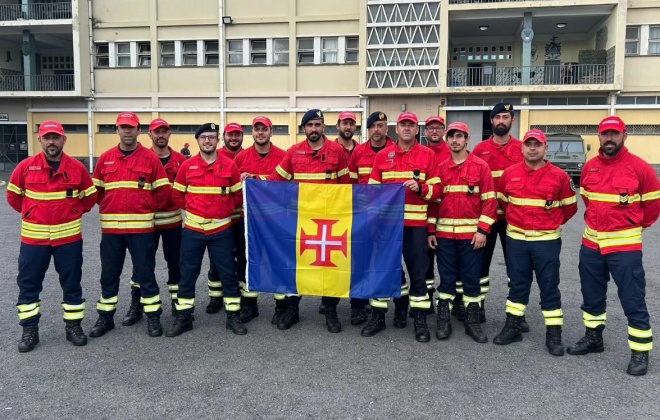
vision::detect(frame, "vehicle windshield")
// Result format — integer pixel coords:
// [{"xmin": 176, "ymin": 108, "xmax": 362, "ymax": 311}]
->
[{"xmin": 547, "ymin": 140, "xmax": 584, "ymax": 154}]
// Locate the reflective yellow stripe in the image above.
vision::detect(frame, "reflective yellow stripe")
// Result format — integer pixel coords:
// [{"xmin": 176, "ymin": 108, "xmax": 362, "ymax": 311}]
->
[
  {"xmin": 104, "ymin": 181, "xmax": 154, "ymax": 191},
  {"xmin": 583, "ymin": 226, "xmax": 643, "ymax": 247},
  {"xmin": 505, "ymin": 300, "xmax": 526, "ymax": 316},
  {"xmin": 508, "ymin": 196, "xmax": 560, "ymax": 208},
  {"xmin": 370, "ymin": 298, "xmax": 389, "ymax": 309},
  {"xmin": 7, "ymin": 182, "xmax": 22, "ymax": 195},
  {"xmin": 62, "ymin": 302, "xmax": 86, "ymax": 320},
  {"xmin": 349, "ymin": 172, "xmax": 359, "ymax": 180},
  {"xmin": 155, "ymin": 209, "xmax": 182, "ymax": 218},
  {"xmin": 405, "ymin": 204, "xmax": 427, "ymax": 212},
  {"xmin": 580, "ymin": 188, "xmax": 641, "ymax": 204},
  {"xmin": 276, "ymin": 165, "xmax": 292, "ymax": 180},
  {"xmin": 294, "ymin": 172, "xmax": 338, "ymax": 180},
  {"xmin": 230, "ymin": 182, "xmax": 242, "ymax": 193},
  {"xmin": 24, "ymin": 189, "xmax": 78, "ymax": 200},
  {"xmin": 560, "ymin": 195, "xmax": 577, "ymax": 205},
  {"xmin": 185, "ymin": 211, "xmax": 232, "ymax": 232},
  {"xmin": 479, "ymin": 215, "xmax": 495, "ymax": 225},
  {"xmin": 338, "ymin": 168, "xmax": 349, "ymax": 177},
  {"xmin": 141, "ymin": 295, "xmax": 161, "ymax": 305},
  {"xmin": 173, "ymin": 182, "xmax": 187, "ymax": 192},
  {"xmin": 100, "ymin": 221, "xmax": 154, "ymax": 229},
  {"xmin": 427, "ymin": 177, "xmax": 441, "ymax": 185},
  {"xmin": 409, "ymin": 295, "xmax": 430, "ymax": 309},
  {"xmin": 437, "ymin": 225, "xmax": 477, "ymax": 234},
  {"xmin": 583, "ymin": 311, "xmax": 606, "ymax": 328},
  {"xmin": 358, "ymin": 168, "xmax": 372, "ymax": 175},
  {"xmin": 437, "ymin": 218, "xmax": 478, "ymax": 226},
  {"xmin": 187, "ymin": 185, "xmax": 231, "ymax": 194},
  {"xmin": 81, "ymin": 185, "xmax": 97, "ymax": 197},
  {"xmin": 463, "ymin": 295, "xmax": 481, "ymax": 305},
  {"xmin": 152, "ymin": 177, "xmax": 170, "ymax": 189},
  {"xmin": 507, "ymin": 223, "xmax": 561, "ymax": 241},
  {"xmin": 444, "ymin": 185, "xmax": 480, "ymax": 193},
  {"xmin": 382, "ymin": 171, "xmax": 427, "ymax": 181},
  {"xmin": 225, "ymin": 296, "xmax": 241, "ymax": 312},
  {"xmin": 154, "ymin": 215, "xmax": 182, "ymax": 226},
  {"xmin": 542, "ymin": 308, "xmax": 564, "ymax": 326},
  {"xmin": 21, "ymin": 219, "xmax": 82, "ymax": 240},
  {"xmin": 641, "ymin": 190, "xmax": 660, "ymax": 202},
  {"xmin": 404, "ymin": 213, "xmax": 427, "ymax": 221},
  {"xmin": 497, "ymin": 192, "xmax": 508, "ymax": 202},
  {"xmin": 17, "ymin": 302, "xmax": 39, "ymax": 312},
  {"xmin": 427, "ymin": 217, "xmax": 437, "ymax": 225},
  {"xmin": 92, "ymin": 177, "xmax": 104, "ymax": 188},
  {"xmin": 491, "ymin": 170, "xmax": 504, "ymax": 178},
  {"xmin": 423, "ymin": 185, "xmax": 434, "ymax": 200},
  {"xmin": 368, "ymin": 179, "xmax": 381, "ymax": 185},
  {"xmin": 480, "ymin": 192, "xmax": 496, "ymax": 200},
  {"xmin": 629, "ymin": 326, "xmax": 652, "ymax": 338},
  {"xmin": 629, "ymin": 341, "xmax": 653, "ymax": 351},
  {"xmin": 97, "ymin": 295, "xmax": 118, "ymax": 312},
  {"xmin": 100, "ymin": 213, "xmax": 154, "ymax": 221}
]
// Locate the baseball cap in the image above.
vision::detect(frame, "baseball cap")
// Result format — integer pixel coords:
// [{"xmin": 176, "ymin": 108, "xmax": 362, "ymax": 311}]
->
[
  {"xmin": 116, "ymin": 112, "xmax": 140, "ymax": 127},
  {"xmin": 338, "ymin": 111, "xmax": 357, "ymax": 122},
  {"xmin": 252, "ymin": 116, "xmax": 272, "ymax": 128},
  {"xmin": 598, "ymin": 116, "xmax": 626, "ymax": 133},
  {"xmin": 38, "ymin": 120, "xmax": 65, "ymax": 137},
  {"xmin": 446, "ymin": 122, "xmax": 470, "ymax": 136},
  {"xmin": 224, "ymin": 122, "xmax": 243, "ymax": 133},
  {"xmin": 397, "ymin": 112, "xmax": 419, "ymax": 124},
  {"xmin": 149, "ymin": 118, "xmax": 170, "ymax": 131},
  {"xmin": 522, "ymin": 129, "xmax": 547, "ymax": 143},
  {"xmin": 425, "ymin": 116, "xmax": 445, "ymax": 126}
]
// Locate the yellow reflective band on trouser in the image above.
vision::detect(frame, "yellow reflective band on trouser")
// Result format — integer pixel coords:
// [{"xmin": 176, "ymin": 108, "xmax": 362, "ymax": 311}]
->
[
  {"xmin": 438, "ymin": 292, "xmax": 455, "ymax": 310},
  {"xmin": 583, "ymin": 311, "xmax": 606, "ymax": 328},
  {"xmin": 130, "ymin": 280, "xmax": 140, "ymax": 288},
  {"xmin": 456, "ymin": 280, "xmax": 464, "ymax": 294},
  {"xmin": 224, "ymin": 296, "xmax": 241, "ymax": 312},
  {"xmin": 425, "ymin": 278, "xmax": 435, "ymax": 289},
  {"xmin": 479, "ymin": 276, "xmax": 490, "ymax": 296},
  {"xmin": 543, "ymin": 308, "xmax": 564, "ymax": 326},
  {"xmin": 401, "ymin": 283, "xmax": 410, "ymax": 297},
  {"xmin": 17, "ymin": 302, "xmax": 40, "ymax": 320},
  {"xmin": 239, "ymin": 281, "xmax": 259, "ymax": 298},
  {"xmin": 176, "ymin": 297, "xmax": 194, "ymax": 312},
  {"xmin": 97, "ymin": 295, "xmax": 118, "ymax": 313},
  {"xmin": 463, "ymin": 295, "xmax": 482, "ymax": 307},
  {"xmin": 505, "ymin": 300, "xmax": 526, "ymax": 316},
  {"xmin": 208, "ymin": 280, "xmax": 223, "ymax": 297},
  {"xmin": 168, "ymin": 284, "xmax": 179, "ymax": 300},
  {"xmin": 628, "ymin": 326, "xmax": 653, "ymax": 351},
  {"xmin": 274, "ymin": 294, "xmax": 286, "ymax": 301},
  {"xmin": 409, "ymin": 295, "xmax": 431, "ymax": 309},
  {"xmin": 370, "ymin": 298, "xmax": 390, "ymax": 309},
  {"xmin": 62, "ymin": 302, "xmax": 86, "ymax": 321},
  {"xmin": 140, "ymin": 295, "xmax": 162, "ymax": 313}
]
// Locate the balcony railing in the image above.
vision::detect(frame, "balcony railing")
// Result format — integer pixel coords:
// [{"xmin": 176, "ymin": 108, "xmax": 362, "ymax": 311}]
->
[
  {"xmin": 0, "ymin": 2, "xmax": 72, "ymax": 21},
  {"xmin": 0, "ymin": 74, "xmax": 74, "ymax": 92},
  {"xmin": 447, "ymin": 64, "xmax": 615, "ymax": 87}
]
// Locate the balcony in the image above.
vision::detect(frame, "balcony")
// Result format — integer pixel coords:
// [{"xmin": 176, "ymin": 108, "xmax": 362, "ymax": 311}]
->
[
  {"xmin": 0, "ymin": 73, "xmax": 74, "ymax": 92},
  {"xmin": 0, "ymin": 2, "xmax": 71, "ymax": 21},
  {"xmin": 447, "ymin": 64, "xmax": 615, "ymax": 87}
]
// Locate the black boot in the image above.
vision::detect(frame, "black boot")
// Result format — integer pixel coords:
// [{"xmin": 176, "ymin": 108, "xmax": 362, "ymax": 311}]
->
[
  {"xmin": 435, "ymin": 300, "xmax": 452, "ymax": 340},
  {"xmin": 520, "ymin": 315, "xmax": 530, "ymax": 333},
  {"xmin": 361, "ymin": 310, "xmax": 386, "ymax": 337},
  {"xmin": 65, "ymin": 321, "xmax": 88, "ymax": 347},
  {"xmin": 90, "ymin": 316, "xmax": 114, "ymax": 337},
  {"xmin": 271, "ymin": 300, "xmax": 286, "ymax": 325},
  {"xmin": 451, "ymin": 294, "xmax": 466, "ymax": 322},
  {"xmin": 277, "ymin": 307, "xmax": 300, "ymax": 330},
  {"xmin": 493, "ymin": 314, "xmax": 523, "ymax": 345},
  {"xmin": 426, "ymin": 290, "xmax": 435, "ymax": 315},
  {"xmin": 171, "ymin": 300, "xmax": 177, "ymax": 317},
  {"xmin": 350, "ymin": 306, "xmax": 368, "ymax": 326},
  {"xmin": 122, "ymin": 291, "xmax": 143, "ymax": 326},
  {"xmin": 325, "ymin": 306, "xmax": 342, "ymax": 333},
  {"xmin": 567, "ymin": 327, "xmax": 604, "ymax": 355},
  {"xmin": 147, "ymin": 315, "xmax": 163, "ymax": 337},
  {"xmin": 393, "ymin": 308, "xmax": 407, "ymax": 328},
  {"xmin": 465, "ymin": 302, "xmax": 488, "ymax": 343},
  {"xmin": 627, "ymin": 350, "xmax": 649, "ymax": 376},
  {"xmin": 318, "ymin": 302, "xmax": 327, "ymax": 315},
  {"xmin": 226, "ymin": 311, "xmax": 248, "ymax": 335},
  {"xmin": 240, "ymin": 297, "xmax": 259, "ymax": 323},
  {"xmin": 166, "ymin": 313, "xmax": 193, "ymax": 337},
  {"xmin": 206, "ymin": 297, "xmax": 223, "ymax": 314},
  {"xmin": 479, "ymin": 300, "xmax": 486, "ymax": 323},
  {"xmin": 18, "ymin": 326, "xmax": 39, "ymax": 353},
  {"xmin": 413, "ymin": 310, "xmax": 430, "ymax": 343},
  {"xmin": 545, "ymin": 326, "xmax": 564, "ymax": 356}
]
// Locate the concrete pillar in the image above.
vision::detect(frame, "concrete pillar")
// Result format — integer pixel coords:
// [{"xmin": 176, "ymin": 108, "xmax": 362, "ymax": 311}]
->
[
  {"xmin": 22, "ymin": 30, "xmax": 36, "ymax": 91},
  {"xmin": 521, "ymin": 13, "xmax": 533, "ymax": 86}
]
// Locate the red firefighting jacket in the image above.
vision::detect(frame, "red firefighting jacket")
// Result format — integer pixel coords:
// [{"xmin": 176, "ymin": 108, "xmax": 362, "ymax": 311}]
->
[
  {"xmin": 348, "ymin": 137, "xmax": 395, "ymax": 184},
  {"xmin": 335, "ymin": 138, "xmax": 358, "ymax": 161},
  {"xmin": 369, "ymin": 142, "xmax": 442, "ymax": 227},
  {"xmin": 153, "ymin": 147, "xmax": 187, "ymax": 230},
  {"xmin": 499, "ymin": 161, "xmax": 577, "ymax": 241},
  {"xmin": 235, "ymin": 144, "xmax": 287, "ymax": 180},
  {"xmin": 580, "ymin": 146, "xmax": 660, "ymax": 254},
  {"xmin": 172, "ymin": 153, "xmax": 242, "ymax": 235},
  {"xmin": 7, "ymin": 152, "xmax": 97, "ymax": 246},
  {"xmin": 219, "ymin": 146, "xmax": 243, "ymax": 161},
  {"xmin": 271, "ymin": 136, "xmax": 350, "ymax": 184},
  {"xmin": 427, "ymin": 141, "xmax": 452, "ymax": 166},
  {"xmin": 92, "ymin": 143, "xmax": 171, "ymax": 234},
  {"xmin": 473, "ymin": 136, "xmax": 524, "ymax": 219},
  {"xmin": 427, "ymin": 153, "xmax": 497, "ymax": 239}
]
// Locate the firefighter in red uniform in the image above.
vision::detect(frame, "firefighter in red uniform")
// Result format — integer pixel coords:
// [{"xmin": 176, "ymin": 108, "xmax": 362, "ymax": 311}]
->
[
  {"xmin": 472, "ymin": 102, "xmax": 526, "ymax": 330},
  {"xmin": 6, "ymin": 121, "xmax": 97, "ymax": 352},
  {"xmin": 90, "ymin": 112, "xmax": 172, "ymax": 338},
  {"xmin": 427, "ymin": 122, "xmax": 496, "ymax": 343},
  {"xmin": 270, "ymin": 109, "xmax": 351, "ymax": 333},
  {"xmin": 206, "ymin": 122, "xmax": 245, "ymax": 314},
  {"xmin": 234, "ymin": 116, "xmax": 287, "ymax": 324},
  {"xmin": 567, "ymin": 116, "xmax": 660, "ymax": 376},
  {"xmin": 122, "ymin": 118, "xmax": 188, "ymax": 326},
  {"xmin": 167, "ymin": 122, "xmax": 247, "ymax": 337},
  {"xmin": 493, "ymin": 129, "xmax": 577, "ymax": 355},
  {"xmin": 362, "ymin": 111, "xmax": 442, "ymax": 343}
]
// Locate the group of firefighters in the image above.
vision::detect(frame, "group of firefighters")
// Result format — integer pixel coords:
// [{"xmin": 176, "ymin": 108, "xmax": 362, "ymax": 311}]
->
[{"xmin": 6, "ymin": 102, "xmax": 660, "ymax": 377}]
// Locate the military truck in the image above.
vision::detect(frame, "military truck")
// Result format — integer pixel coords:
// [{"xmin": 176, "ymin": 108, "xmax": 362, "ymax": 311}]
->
[{"xmin": 545, "ymin": 133, "xmax": 590, "ymax": 185}]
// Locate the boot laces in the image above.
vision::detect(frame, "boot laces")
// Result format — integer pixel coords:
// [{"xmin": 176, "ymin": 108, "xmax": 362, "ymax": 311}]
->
[
  {"xmin": 631, "ymin": 351, "xmax": 648, "ymax": 363},
  {"xmin": 365, "ymin": 313, "xmax": 383, "ymax": 329},
  {"xmin": 413, "ymin": 312, "xmax": 427, "ymax": 329},
  {"xmin": 22, "ymin": 326, "xmax": 38, "ymax": 340},
  {"xmin": 546, "ymin": 327, "xmax": 562, "ymax": 345}
]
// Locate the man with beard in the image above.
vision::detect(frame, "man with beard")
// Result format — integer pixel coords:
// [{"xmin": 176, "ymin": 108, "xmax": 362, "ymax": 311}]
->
[
  {"xmin": 90, "ymin": 112, "xmax": 172, "ymax": 338},
  {"xmin": 167, "ymin": 122, "xmax": 247, "ymax": 337},
  {"xmin": 567, "ymin": 116, "xmax": 660, "ymax": 376},
  {"xmin": 270, "ymin": 109, "xmax": 351, "ymax": 333},
  {"xmin": 493, "ymin": 129, "xmax": 577, "ymax": 355},
  {"xmin": 234, "ymin": 116, "xmax": 287, "ymax": 324},
  {"xmin": 335, "ymin": 111, "xmax": 358, "ymax": 154},
  {"xmin": 427, "ymin": 122, "xmax": 496, "ymax": 343},
  {"xmin": 6, "ymin": 121, "xmax": 97, "ymax": 352},
  {"xmin": 472, "ymin": 102, "xmax": 525, "ymax": 330},
  {"xmin": 122, "ymin": 118, "xmax": 187, "ymax": 326}
]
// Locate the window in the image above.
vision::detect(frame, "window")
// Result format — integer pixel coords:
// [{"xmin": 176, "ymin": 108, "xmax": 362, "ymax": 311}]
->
[
  {"xmin": 250, "ymin": 39, "xmax": 267, "ymax": 64},
  {"xmin": 626, "ymin": 26, "xmax": 640, "ymax": 55},
  {"xmin": 137, "ymin": 42, "xmax": 151, "ymax": 67},
  {"xmin": 227, "ymin": 40, "xmax": 243, "ymax": 65},
  {"xmin": 345, "ymin": 37, "xmax": 358, "ymax": 63},
  {"xmin": 321, "ymin": 37, "xmax": 338, "ymax": 63},
  {"xmin": 160, "ymin": 42, "xmax": 175, "ymax": 66},
  {"xmin": 182, "ymin": 41, "xmax": 197, "ymax": 66},
  {"xmin": 649, "ymin": 26, "xmax": 660, "ymax": 55},
  {"xmin": 204, "ymin": 41, "xmax": 219, "ymax": 65},
  {"xmin": 115, "ymin": 42, "xmax": 131, "ymax": 67},
  {"xmin": 95, "ymin": 43, "xmax": 109, "ymax": 67},
  {"xmin": 273, "ymin": 38, "xmax": 289, "ymax": 65},
  {"xmin": 297, "ymin": 37, "xmax": 314, "ymax": 64}
]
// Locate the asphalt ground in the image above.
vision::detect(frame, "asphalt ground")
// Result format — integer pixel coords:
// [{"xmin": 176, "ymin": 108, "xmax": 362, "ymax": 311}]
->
[{"xmin": 1, "ymin": 182, "xmax": 659, "ymax": 419}]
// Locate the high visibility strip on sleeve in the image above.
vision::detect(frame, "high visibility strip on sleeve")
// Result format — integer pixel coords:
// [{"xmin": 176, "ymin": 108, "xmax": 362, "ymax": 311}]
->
[
  {"xmin": 92, "ymin": 178, "xmax": 105, "ymax": 188},
  {"xmin": 230, "ymin": 182, "xmax": 242, "ymax": 193},
  {"xmin": 173, "ymin": 182, "xmax": 187, "ymax": 192},
  {"xmin": 152, "ymin": 178, "xmax": 170, "ymax": 189},
  {"xmin": 479, "ymin": 214, "xmax": 495, "ymax": 226},
  {"xmin": 368, "ymin": 179, "xmax": 381, "ymax": 185},
  {"xmin": 426, "ymin": 176, "xmax": 441, "ymax": 185},
  {"xmin": 337, "ymin": 168, "xmax": 349, "ymax": 177},
  {"xmin": 276, "ymin": 165, "xmax": 293, "ymax": 180},
  {"xmin": 349, "ymin": 172, "xmax": 359, "ymax": 180},
  {"xmin": 560, "ymin": 195, "xmax": 577, "ymax": 205},
  {"xmin": 480, "ymin": 192, "xmax": 496, "ymax": 200},
  {"xmin": 81, "ymin": 185, "xmax": 97, "ymax": 197},
  {"xmin": 7, "ymin": 182, "xmax": 22, "ymax": 195},
  {"xmin": 497, "ymin": 192, "xmax": 508, "ymax": 202}
]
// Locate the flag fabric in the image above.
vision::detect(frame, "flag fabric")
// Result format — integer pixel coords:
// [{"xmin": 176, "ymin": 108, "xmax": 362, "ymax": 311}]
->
[{"xmin": 245, "ymin": 179, "xmax": 404, "ymax": 299}]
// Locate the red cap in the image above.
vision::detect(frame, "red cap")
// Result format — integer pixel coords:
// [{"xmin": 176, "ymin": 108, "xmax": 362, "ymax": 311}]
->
[
  {"xmin": 224, "ymin": 122, "xmax": 243, "ymax": 133},
  {"xmin": 425, "ymin": 116, "xmax": 445, "ymax": 126},
  {"xmin": 397, "ymin": 112, "xmax": 419, "ymax": 124},
  {"xmin": 149, "ymin": 118, "xmax": 170, "ymax": 131},
  {"xmin": 184, "ymin": 143, "xmax": 190, "ymax": 147},
  {"xmin": 598, "ymin": 116, "xmax": 626, "ymax": 133},
  {"xmin": 116, "ymin": 112, "xmax": 140, "ymax": 127},
  {"xmin": 252, "ymin": 116, "xmax": 272, "ymax": 128},
  {"xmin": 523, "ymin": 129, "xmax": 547, "ymax": 143},
  {"xmin": 39, "ymin": 120, "xmax": 65, "ymax": 136},
  {"xmin": 338, "ymin": 111, "xmax": 357, "ymax": 122},
  {"xmin": 446, "ymin": 122, "xmax": 470, "ymax": 136}
]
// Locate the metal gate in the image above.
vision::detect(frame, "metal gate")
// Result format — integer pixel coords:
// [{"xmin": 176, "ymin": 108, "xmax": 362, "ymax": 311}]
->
[{"xmin": 0, "ymin": 124, "xmax": 28, "ymax": 171}]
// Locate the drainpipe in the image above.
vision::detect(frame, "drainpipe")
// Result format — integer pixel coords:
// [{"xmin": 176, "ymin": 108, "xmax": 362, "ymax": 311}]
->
[
  {"xmin": 609, "ymin": 92, "xmax": 618, "ymax": 116},
  {"xmin": 219, "ymin": 0, "xmax": 226, "ymax": 132},
  {"xmin": 360, "ymin": 95, "xmax": 368, "ymax": 144},
  {"xmin": 86, "ymin": 0, "xmax": 95, "ymax": 172}
]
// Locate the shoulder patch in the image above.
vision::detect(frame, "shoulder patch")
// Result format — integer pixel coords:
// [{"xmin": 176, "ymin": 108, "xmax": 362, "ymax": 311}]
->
[{"xmin": 569, "ymin": 179, "xmax": 576, "ymax": 191}]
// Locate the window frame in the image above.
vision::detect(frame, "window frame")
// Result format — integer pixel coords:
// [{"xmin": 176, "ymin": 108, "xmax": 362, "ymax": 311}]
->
[
  {"xmin": 273, "ymin": 38, "xmax": 289, "ymax": 65},
  {"xmin": 227, "ymin": 39, "xmax": 244, "ymax": 66},
  {"xmin": 321, "ymin": 36, "xmax": 339, "ymax": 64},
  {"xmin": 297, "ymin": 37, "xmax": 315, "ymax": 64},
  {"xmin": 204, "ymin": 40, "xmax": 219, "ymax": 66},
  {"xmin": 626, "ymin": 26, "xmax": 640, "ymax": 56},
  {"xmin": 159, "ymin": 41, "xmax": 175, "ymax": 67},
  {"xmin": 95, "ymin": 43, "xmax": 109, "ymax": 68},
  {"xmin": 648, "ymin": 25, "xmax": 660, "ymax": 55},
  {"xmin": 250, "ymin": 39, "xmax": 267, "ymax": 65},
  {"xmin": 115, "ymin": 42, "xmax": 131, "ymax": 68},
  {"xmin": 137, "ymin": 42, "xmax": 151, "ymax": 67},
  {"xmin": 345, "ymin": 36, "xmax": 359, "ymax": 63}
]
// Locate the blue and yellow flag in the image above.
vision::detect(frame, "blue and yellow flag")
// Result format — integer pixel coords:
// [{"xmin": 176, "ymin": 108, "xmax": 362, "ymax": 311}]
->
[{"xmin": 245, "ymin": 179, "xmax": 404, "ymax": 299}]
